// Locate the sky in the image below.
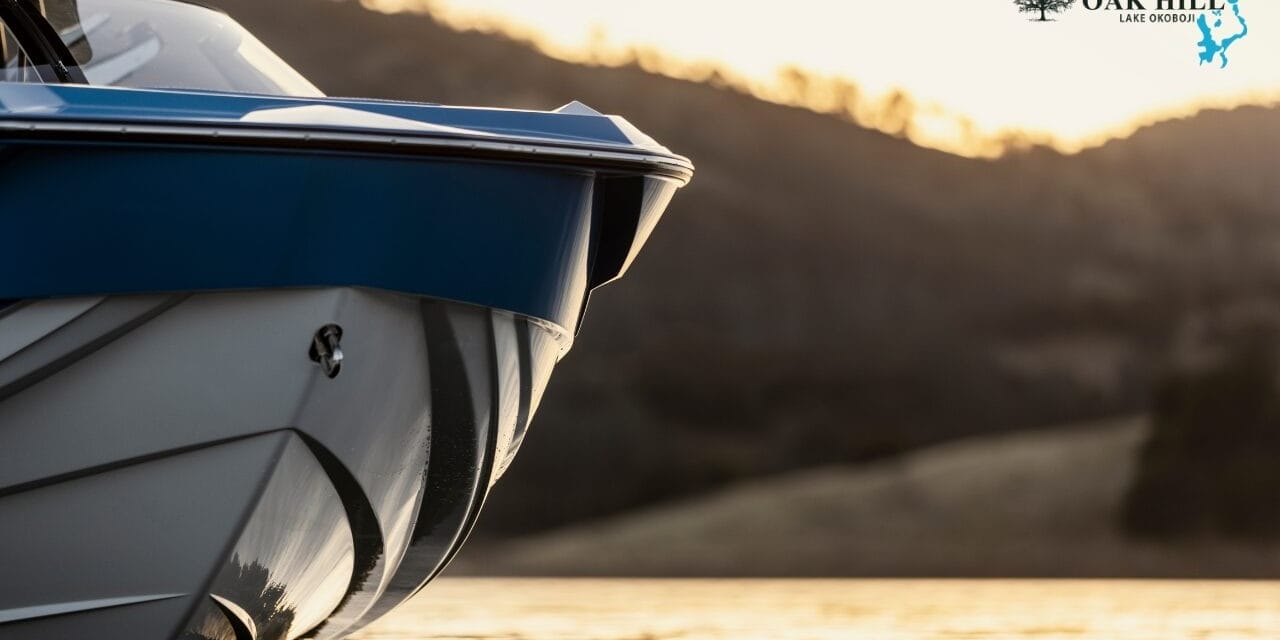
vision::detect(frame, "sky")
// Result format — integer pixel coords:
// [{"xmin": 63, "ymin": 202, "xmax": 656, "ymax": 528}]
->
[{"xmin": 362, "ymin": 0, "xmax": 1280, "ymax": 156}]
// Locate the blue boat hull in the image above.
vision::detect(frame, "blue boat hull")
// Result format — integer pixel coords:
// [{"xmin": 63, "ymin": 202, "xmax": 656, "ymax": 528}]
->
[
  {"xmin": 0, "ymin": 138, "xmax": 686, "ymax": 334},
  {"xmin": 0, "ymin": 18, "xmax": 689, "ymax": 635}
]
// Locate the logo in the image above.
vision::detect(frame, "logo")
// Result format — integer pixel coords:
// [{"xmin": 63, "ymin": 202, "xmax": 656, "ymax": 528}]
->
[
  {"xmin": 1014, "ymin": 0, "xmax": 1251, "ymax": 68},
  {"xmin": 1194, "ymin": 0, "xmax": 1249, "ymax": 67},
  {"xmin": 1013, "ymin": 0, "xmax": 1076, "ymax": 21}
]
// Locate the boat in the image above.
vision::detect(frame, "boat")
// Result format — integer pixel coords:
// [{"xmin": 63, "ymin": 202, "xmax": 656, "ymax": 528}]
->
[{"xmin": 0, "ymin": 1, "xmax": 692, "ymax": 638}]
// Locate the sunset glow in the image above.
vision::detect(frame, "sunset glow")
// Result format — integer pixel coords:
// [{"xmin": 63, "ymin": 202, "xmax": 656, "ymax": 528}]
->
[{"xmin": 362, "ymin": 0, "xmax": 1280, "ymax": 157}]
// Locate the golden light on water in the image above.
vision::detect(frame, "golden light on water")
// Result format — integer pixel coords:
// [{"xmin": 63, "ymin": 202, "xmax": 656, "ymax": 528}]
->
[
  {"xmin": 362, "ymin": 0, "xmax": 1280, "ymax": 157},
  {"xmin": 356, "ymin": 578, "xmax": 1280, "ymax": 639}
]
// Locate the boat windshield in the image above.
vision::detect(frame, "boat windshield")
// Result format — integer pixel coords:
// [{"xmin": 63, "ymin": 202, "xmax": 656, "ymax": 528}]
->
[{"xmin": 6, "ymin": 0, "xmax": 322, "ymax": 97}]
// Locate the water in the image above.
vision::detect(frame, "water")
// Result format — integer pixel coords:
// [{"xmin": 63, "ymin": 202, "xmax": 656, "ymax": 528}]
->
[{"xmin": 353, "ymin": 578, "xmax": 1280, "ymax": 639}]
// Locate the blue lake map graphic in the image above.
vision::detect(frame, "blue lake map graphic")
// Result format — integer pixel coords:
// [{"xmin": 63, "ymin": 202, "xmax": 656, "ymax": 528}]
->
[{"xmin": 1196, "ymin": 0, "xmax": 1248, "ymax": 68}]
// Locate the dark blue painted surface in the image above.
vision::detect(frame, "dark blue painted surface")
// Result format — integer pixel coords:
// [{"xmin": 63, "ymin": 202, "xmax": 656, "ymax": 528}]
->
[
  {"xmin": 0, "ymin": 140, "xmax": 598, "ymax": 330},
  {"xmin": 0, "ymin": 83, "xmax": 689, "ymax": 329}
]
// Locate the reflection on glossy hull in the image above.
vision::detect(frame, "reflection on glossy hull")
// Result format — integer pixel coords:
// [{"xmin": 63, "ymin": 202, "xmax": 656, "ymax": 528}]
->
[{"xmin": 0, "ymin": 289, "xmax": 560, "ymax": 640}]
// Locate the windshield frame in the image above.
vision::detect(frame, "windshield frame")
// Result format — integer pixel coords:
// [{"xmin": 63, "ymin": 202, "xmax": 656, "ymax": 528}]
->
[{"xmin": 0, "ymin": 0, "xmax": 87, "ymax": 83}]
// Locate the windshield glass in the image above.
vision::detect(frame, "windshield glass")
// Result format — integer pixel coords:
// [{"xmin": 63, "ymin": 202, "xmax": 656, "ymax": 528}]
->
[
  {"xmin": 25, "ymin": 0, "xmax": 322, "ymax": 96},
  {"xmin": 1, "ymin": 24, "xmax": 42, "ymax": 83}
]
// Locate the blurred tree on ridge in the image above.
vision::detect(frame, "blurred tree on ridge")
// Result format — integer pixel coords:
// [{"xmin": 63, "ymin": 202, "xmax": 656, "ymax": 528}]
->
[{"xmin": 1124, "ymin": 307, "xmax": 1280, "ymax": 540}]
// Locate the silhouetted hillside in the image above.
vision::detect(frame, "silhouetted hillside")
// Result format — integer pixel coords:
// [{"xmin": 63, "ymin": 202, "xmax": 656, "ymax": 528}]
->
[
  {"xmin": 456, "ymin": 418, "xmax": 1280, "ymax": 577},
  {"xmin": 214, "ymin": 0, "xmax": 1280, "ymax": 536},
  {"xmin": 1125, "ymin": 306, "xmax": 1280, "ymax": 540}
]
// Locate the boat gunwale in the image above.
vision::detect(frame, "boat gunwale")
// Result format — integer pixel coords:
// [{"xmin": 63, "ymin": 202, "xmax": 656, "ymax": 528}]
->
[{"xmin": 0, "ymin": 117, "xmax": 695, "ymax": 183}]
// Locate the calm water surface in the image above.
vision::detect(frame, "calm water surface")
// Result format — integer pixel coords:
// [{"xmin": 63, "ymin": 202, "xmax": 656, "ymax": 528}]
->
[{"xmin": 353, "ymin": 578, "xmax": 1280, "ymax": 640}]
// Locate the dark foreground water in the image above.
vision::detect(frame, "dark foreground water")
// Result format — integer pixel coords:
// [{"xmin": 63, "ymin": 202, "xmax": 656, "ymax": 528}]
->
[{"xmin": 353, "ymin": 578, "xmax": 1280, "ymax": 639}]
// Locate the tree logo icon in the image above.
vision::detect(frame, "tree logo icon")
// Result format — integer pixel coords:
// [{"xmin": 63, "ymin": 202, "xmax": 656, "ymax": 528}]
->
[{"xmin": 1014, "ymin": 0, "xmax": 1076, "ymax": 21}]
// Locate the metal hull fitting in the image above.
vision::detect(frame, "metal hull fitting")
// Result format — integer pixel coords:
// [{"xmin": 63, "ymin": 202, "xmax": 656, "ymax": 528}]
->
[{"xmin": 0, "ymin": 288, "xmax": 560, "ymax": 640}]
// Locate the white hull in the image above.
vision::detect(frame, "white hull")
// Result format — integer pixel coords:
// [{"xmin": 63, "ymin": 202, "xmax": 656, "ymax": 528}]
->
[{"xmin": 0, "ymin": 288, "xmax": 560, "ymax": 639}]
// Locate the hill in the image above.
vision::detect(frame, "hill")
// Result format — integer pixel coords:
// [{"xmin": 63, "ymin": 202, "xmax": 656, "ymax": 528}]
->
[
  {"xmin": 213, "ymin": 0, "xmax": 1280, "ymax": 536},
  {"xmin": 450, "ymin": 419, "xmax": 1280, "ymax": 577}
]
